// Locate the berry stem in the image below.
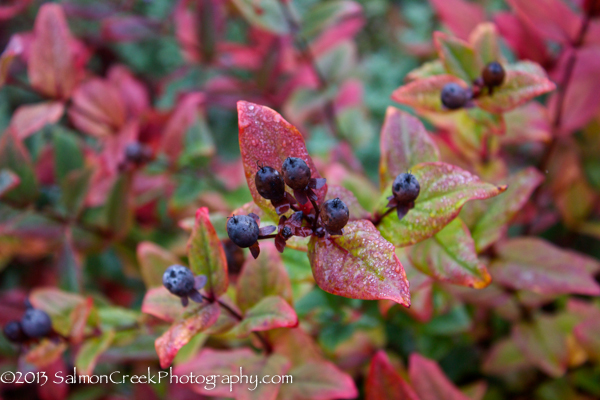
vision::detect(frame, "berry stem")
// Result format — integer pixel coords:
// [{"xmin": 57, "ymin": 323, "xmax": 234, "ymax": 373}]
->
[
  {"xmin": 258, "ymin": 234, "xmax": 277, "ymax": 240},
  {"xmin": 309, "ymin": 197, "xmax": 321, "ymax": 231},
  {"xmin": 370, "ymin": 207, "xmax": 394, "ymax": 227},
  {"xmin": 202, "ymin": 295, "xmax": 273, "ymax": 354}
]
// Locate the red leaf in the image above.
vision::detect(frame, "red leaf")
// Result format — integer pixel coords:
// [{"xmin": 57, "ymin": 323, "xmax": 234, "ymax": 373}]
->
[
  {"xmin": 238, "ymin": 101, "xmax": 327, "ymax": 219},
  {"xmin": 548, "ymin": 48, "xmax": 600, "ymax": 134},
  {"xmin": 494, "ymin": 12, "xmax": 550, "ymax": 65},
  {"xmin": 188, "ymin": 207, "xmax": 229, "ymax": 298},
  {"xmin": 9, "ymin": 101, "xmax": 64, "ymax": 139},
  {"xmin": 475, "ymin": 70, "xmax": 556, "ymax": 113},
  {"xmin": 69, "ymin": 78, "xmax": 126, "ymax": 138},
  {"xmin": 366, "ymin": 351, "xmax": 419, "ymax": 400},
  {"xmin": 101, "ymin": 16, "xmax": 155, "ymax": 42},
  {"xmin": 574, "ymin": 317, "xmax": 600, "ymax": 361},
  {"xmin": 237, "ymin": 242, "xmax": 293, "ymax": 312},
  {"xmin": 409, "ymin": 353, "xmax": 471, "ymax": 400},
  {"xmin": 155, "ymin": 302, "xmax": 220, "ymax": 368},
  {"xmin": 28, "ymin": 4, "xmax": 83, "ymax": 99},
  {"xmin": 490, "ymin": 237, "xmax": 600, "ymax": 296},
  {"xmin": 308, "ymin": 220, "xmax": 410, "ymax": 306},
  {"xmin": 429, "ymin": 0, "xmax": 485, "ymax": 40},
  {"xmin": 159, "ymin": 92, "xmax": 205, "ymax": 162},
  {"xmin": 391, "ymin": 75, "xmax": 468, "ymax": 113},
  {"xmin": 379, "ymin": 107, "xmax": 439, "ymax": 188},
  {"xmin": 0, "ymin": 35, "xmax": 26, "ymax": 88},
  {"xmin": 107, "ymin": 65, "xmax": 150, "ymax": 119},
  {"xmin": 0, "ymin": 0, "xmax": 33, "ymax": 20},
  {"xmin": 502, "ymin": 102, "xmax": 552, "ymax": 145},
  {"xmin": 506, "ymin": 0, "xmax": 581, "ymax": 43},
  {"xmin": 25, "ymin": 339, "xmax": 68, "ymax": 368}
]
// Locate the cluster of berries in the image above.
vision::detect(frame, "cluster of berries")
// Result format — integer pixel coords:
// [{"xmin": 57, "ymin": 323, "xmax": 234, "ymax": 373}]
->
[
  {"xmin": 227, "ymin": 157, "xmax": 349, "ymax": 258},
  {"xmin": 119, "ymin": 141, "xmax": 154, "ymax": 171},
  {"xmin": 162, "ymin": 265, "xmax": 207, "ymax": 307},
  {"xmin": 384, "ymin": 172, "xmax": 421, "ymax": 220},
  {"xmin": 3, "ymin": 302, "xmax": 53, "ymax": 344},
  {"xmin": 440, "ymin": 61, "xmax": 506, "ymax": 110}
]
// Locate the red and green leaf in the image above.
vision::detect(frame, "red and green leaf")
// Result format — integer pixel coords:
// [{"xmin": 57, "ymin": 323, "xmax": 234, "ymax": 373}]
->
[
  {"xmin": 376, "ymin": 162, "xmax": 506, "ymax": 247},
  {"xmin": 434, "ymin": 31, "xmax": 480, "ymax": 82},
  {"xmin": 490, "ymin": 237, "xmax": 600, "ymax": 296},
  {"xmin": 469, "ymin": 22, "xmax": 503, "ymax": 67},
  {"xmin": 475, "ymin": 70, "xmax": 556, "ymax": 113},
  {"xmin": 236, "ymin": 242, "xmax": 293, "ymax": 312},
  {"xmin": 278, "ymin": 360, "xmax": 359, "ymax": 400},
  {"xmin": 379, "ymin": 107, "xmax": 440, "ymax": 188},
  {"xmin": 308, "ymin": 220, "xmax": 410, "ymax": 306},
  {"xmin": 188, "ymin": 207, "xmax": 229, "ymax": 298},
  {"xmin": 409, "ymin": 218, "xmax": 491, "ymax": 289},
  {"xmin": 9, "ymin": 101, "xmax": 64, "ymax": 139},
  {"xmin": 155, "ymin": 302, "xmax": 220, "ymax": 368},
  {"xmin": 137, "ymin": 242, "xmax": 181, "ymax": 289},
  {"xmin": 0, "ymin": 130, "xmax": 38, "ymax": 203},
  {"xmin": 324, "ymin": 184, "xmax": 369, "ymax": 220},
  {"xmin": 469, "ymin": 167, "xmax": 544, "ymax": 251},
  {"xmin": 391, "ymin": 75, "xmax": 468, "ymax": 113},
  {"xmin": 232, "ymin": 295, "xmax": 298, "ymax": 337},
  {"xmin": 75, "ymin": 330, "xmax": 115, "ymax": 375}
]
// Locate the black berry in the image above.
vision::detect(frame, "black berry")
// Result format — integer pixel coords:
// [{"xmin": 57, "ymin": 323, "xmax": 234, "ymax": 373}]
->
[
  {"xmin": 392, "ymin": 173, "xmax": 420, "ymax": 203},
  {"xmin": 20, "ymin": 308, "xmax": 52, "ymax": 339},
  {"xmin": 163, "ymin": 265, "xmax": 196, "ymax": 297},
  {"xmin": 3, "ymin": 321, "xmax": 26, "ymax": 343},
  {"xmin": 255, "ymin": 166, "xmax": 285, "ymax": 200},
  {"xmin": 441, "ymin": 83, "xmax": 470, "ymax": 110},
  {"xmin": 321, "ymin": 198, "xmax": 349, "ymax": 234},
  {"xmin": 482, "ymin": 62, "xmax": 505, "ymax": 88},
  {"xmin": 227, "ymin": 215, "xmax": 260, "ymax": 248},
  {"xmin": 125, "ymin": 142, "xmax": 152, "ymax": 165},
  {"xmin": 282, "ymin": 157, "xmax": 311, "ymax": 190}
]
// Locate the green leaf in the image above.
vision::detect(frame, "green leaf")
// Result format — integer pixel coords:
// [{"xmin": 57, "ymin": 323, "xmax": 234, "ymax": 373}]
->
[
  {"xmin": 75, "ymin": 330, "xmax": 115, "ymax": 375},
  {"xmin": 376, "ymin": 162, "xmax": 506, "ymax": 247},
  {"xmin": 59, "ymin": 168, "xmax": 92, "ymax": 218},
  {"xmin": 391, "ymin": 75, "xmax": 468, "ymax": 113},
  {"xmin": 56, "ymin": 236, "xmax": 81, "ymax": 292},
  {"xmin": 469, "ymin": 22, "xmax": 502, "ymax": 66},
  {"xmin": 187, "ymin": 207, "xmax": 228, "ymax": 298},
  {"xmin": 434, "ymin": 31, "xmax": 480, "ymax": 82},
  {"xmin": 30, "ymin": 288, "xmax": 86, "ymax": 336},
  {"xmin": 379, "ymin": 107, "xmax": 439, "ymax": 188},
  {"xmin": 53, "ymin": 127, "xmax": 84, "ymax": 182},
  {"xmin": 475, "ymin": 70, "xmax": 556, "ymax": 113},
  {"xmin": 230, "ymin": 0, "xmax": 289, "ymax": 34},
  {"xmin": 410, "ymin": 218, "xmax": 491, "ymax": 288},
  {"xmin": 490, "ymin": 237, "xmax": 600, "ymax": 296},
  {"xmin": 482, "ymin": 337, "xmax": 532, "ymax": 376},
  {"xmin": 137, "ymin": 241, "xmax": 181, "ymax": 289},
  {"xmin": 236, "ymin": 242, "xmax": 293, "ymax": 312},
  {"xmin": 232, "ymin": 295, "xmax": 298, "ymax": 337},
  {"xmin": 0, "ymin": 130, "xmax": 38, "ymax": 203},
  {"xmin": 155, "ymin": 302, "xmax": 220, "ymax": 368},
  {"xmin": 470, "ymin": 167, "xmax": 544, "ymax": 251},
  {"xmin": 308, "ymin": 220, "xmax": 410, "ymax": 306},
  {"xmin": 405, "ymin": 60, "xmax": 445, "ymax": 82},
  {"xmin": 103, "ymin": 174, "xmax": 132, "ymax": 238},
  {"xmin": 300, "ymin": 0, "xmax": 362, "ymax": 40}
]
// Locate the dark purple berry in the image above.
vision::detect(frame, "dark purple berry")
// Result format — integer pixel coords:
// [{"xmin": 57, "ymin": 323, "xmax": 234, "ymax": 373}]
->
[
  {"xmin": 163, "ymin": 265, "xmax": 196, "ymax": 297},
  {"xmin": 320, "ymin": 198, "xmax": 349, "ymax": 234},
  {"xmin": 255, "ymin": 166, "xmax": 285, "ymax": 200},
  {"xmin": 441, "ymin": 83, "xmax": 470, "ymax": 110},
  {"xmin": 3, "ymin": 321, "xmax": 26, "ymax": 343},
  {"xmin": 20, "ymin": 308, "xmax": 52, "ymax": 339},
  {"xmin": 482, "ymin": 61, "xmax": 505, "ymax": 88},
  {"xmin": 125, "ymin": 142, "xmax": 152, "ymax": 165},
  {"xmin": 282, "ymin": 157, "xmax": 311, "ymax": 190},
  {"xmin": 227, "ymin": 215, "xmax": 260, "ymax": 248},
  {"xmin": 392, "ymin": 173, "xmax": 420, "ymax": 203}
]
